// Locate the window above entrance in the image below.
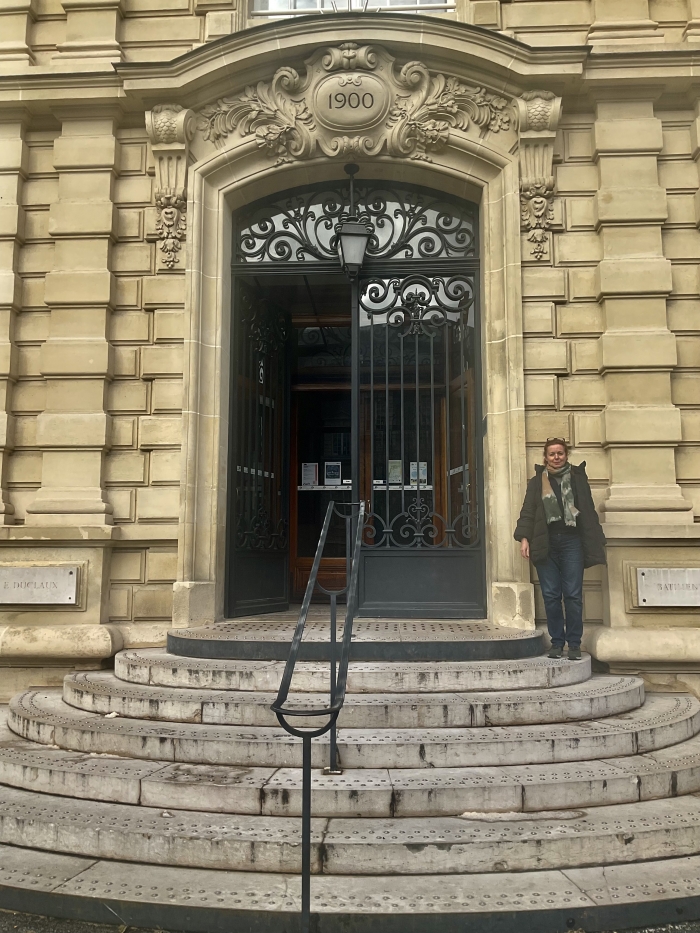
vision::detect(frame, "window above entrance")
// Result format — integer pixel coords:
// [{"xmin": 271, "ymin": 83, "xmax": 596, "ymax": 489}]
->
[
  {"xmin": 234, "ymin": 183, "xmax": 477, "ymax": 267},
  {"xmin": 251, "ymin": 0, "xmax": 454, "ymax": 17}
]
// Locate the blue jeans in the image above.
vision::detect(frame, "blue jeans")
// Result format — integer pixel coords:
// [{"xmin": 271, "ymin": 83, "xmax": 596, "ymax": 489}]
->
[{"xmin": 535, "ymin": 534, "xmax": 584, "ymax": 650}]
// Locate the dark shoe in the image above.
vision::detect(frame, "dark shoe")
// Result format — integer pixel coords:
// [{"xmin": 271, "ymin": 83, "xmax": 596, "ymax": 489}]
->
[
  {"xmin": 568, "ymin": 647, "xmax": 582, "ymax": 661},
  {"xmin": 548, "ymin": 646, "xmax": 564, "ymax": 659}
]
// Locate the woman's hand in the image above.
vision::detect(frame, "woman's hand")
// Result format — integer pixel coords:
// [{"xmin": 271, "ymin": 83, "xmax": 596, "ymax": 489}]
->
[{"xmin": 520, "ymin": 538, "xmax": 530, "ymax": 560}]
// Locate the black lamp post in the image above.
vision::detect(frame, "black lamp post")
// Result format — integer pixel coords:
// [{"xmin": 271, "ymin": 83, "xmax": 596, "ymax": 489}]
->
[
  {"xmin": 336, "ymin": 163, "xmax": 372, "ymax": 545},
  {"xmin": 336, "ymin": 163, "xmax": 372, "ymax": 276}
]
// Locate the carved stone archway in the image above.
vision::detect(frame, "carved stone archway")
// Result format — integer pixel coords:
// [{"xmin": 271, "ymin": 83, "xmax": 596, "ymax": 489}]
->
[{"xmin": 131, "ymin": 19, "xmax": 564, "ymax": 628}]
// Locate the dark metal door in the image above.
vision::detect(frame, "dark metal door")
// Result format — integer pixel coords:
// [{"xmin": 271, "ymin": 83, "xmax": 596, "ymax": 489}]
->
[
  {"xmin": 227, "ymin": 282, "xmax": 290, "ymax": 617},
  {"xmin": 357, "ymin": 272, "xmax": 483, "ymax": 617}
]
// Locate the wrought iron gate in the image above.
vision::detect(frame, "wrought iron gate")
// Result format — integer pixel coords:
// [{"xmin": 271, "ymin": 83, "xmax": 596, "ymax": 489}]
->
[
  {"xmin": 358, "ymin": 270, "xmax": 482, "ymax": 615},
  {"xmin": 227, "ymin": 282, "xmax": 290, "ymax": 616},
  {"xmin": 229, "ymin": 182, "xmax": 484, "ymax": 618}
]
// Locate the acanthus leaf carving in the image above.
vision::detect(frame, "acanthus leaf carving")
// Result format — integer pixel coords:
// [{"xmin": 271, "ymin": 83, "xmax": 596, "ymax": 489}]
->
[
  {"xmin": 145, "ymin": 103, "xmax": 195, "ymax": 269},
  {"xmin": 516, "ymin": 89, "xmax": 563, "ymax": 262},
  {"xmin": 197, "ymin": 43, "xmax": 512, "ymax": 165}
]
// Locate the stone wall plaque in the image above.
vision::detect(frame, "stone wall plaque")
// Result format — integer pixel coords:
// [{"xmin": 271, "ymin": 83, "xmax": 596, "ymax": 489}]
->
[
  {"xmin": 637, "ymin": 567, "xmax": 700, "ymax": 607},
  {"xmin": 0, "ymin": 565, "xmax": 79, "ymax": 605}
]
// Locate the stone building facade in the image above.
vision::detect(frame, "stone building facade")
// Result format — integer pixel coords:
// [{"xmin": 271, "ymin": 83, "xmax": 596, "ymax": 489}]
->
[{"xmin": 0, "ymin": 0, "xmax": 699, "ymax": 700}]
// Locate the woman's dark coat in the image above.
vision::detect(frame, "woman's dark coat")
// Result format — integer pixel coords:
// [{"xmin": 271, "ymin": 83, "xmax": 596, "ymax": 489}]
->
[{"xmin": 513, "ymin": 461, "xmax": 606, "ymax": 568}]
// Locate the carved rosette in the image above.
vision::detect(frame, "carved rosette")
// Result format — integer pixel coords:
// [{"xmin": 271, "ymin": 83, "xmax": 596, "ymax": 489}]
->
[
  {"xmin": 198, "ymin": 42, "xmax": 511, "ymax": 164},
  {"xmin": 516, "ymin": 90, "xmax": 563, "ymax": 261},
  {"xmin": 145, "ymin": 103, "xmax": 196, "ymax": 269}
]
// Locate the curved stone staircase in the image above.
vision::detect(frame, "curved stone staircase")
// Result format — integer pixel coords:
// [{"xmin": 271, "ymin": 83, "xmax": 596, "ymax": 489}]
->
[{"xmin": 2, "ymin": 620, "xmax": 700, "ymax": 931}]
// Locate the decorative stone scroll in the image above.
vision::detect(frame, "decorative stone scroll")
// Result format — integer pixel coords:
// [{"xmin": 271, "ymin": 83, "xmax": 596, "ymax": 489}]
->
[
  {"xmin": 145, "ymin": 103, "xmax": 196, "ymax": 269},
  {"xmin": 516, "ymin": 90, "xmax": 563, "ymax": 260},
  {"xmin": 198, "ymin": 42, "xmax": 511, "ymax": 164}
]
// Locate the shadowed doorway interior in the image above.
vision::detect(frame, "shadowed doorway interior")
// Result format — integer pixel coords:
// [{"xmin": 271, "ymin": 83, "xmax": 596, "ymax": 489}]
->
[{"xmin": 226, "ymin": 182, "xmax": 485, "ymax": 619}]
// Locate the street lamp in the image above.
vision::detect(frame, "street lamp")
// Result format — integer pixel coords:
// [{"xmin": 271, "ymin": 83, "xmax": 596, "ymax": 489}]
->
[{"xmin": 336, "ymin": 163, "xmax": 372, "ymax": 277}]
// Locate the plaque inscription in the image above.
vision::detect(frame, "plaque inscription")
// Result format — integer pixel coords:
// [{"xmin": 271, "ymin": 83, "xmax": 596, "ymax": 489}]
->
[
  {"xmin": 637, "ymin": 567, "xmax": 700, "ymax": 607},
  {"xmin": 0, "ymin": 565, "xmax": 79, "ymax": 605}
]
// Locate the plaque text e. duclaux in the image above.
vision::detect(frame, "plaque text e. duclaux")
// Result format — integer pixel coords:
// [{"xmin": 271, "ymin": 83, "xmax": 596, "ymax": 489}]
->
[{"xmin": 0, "ymin": 565, "xmax": 79, "ymax": 605}]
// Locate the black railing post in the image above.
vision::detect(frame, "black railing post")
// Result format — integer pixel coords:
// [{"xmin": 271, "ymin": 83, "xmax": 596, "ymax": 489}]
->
[
  {"xmin": 272, "ymin": 501, "xmax": 365, "ymax": 933},
  {"xmin": 301, "ymin": 732, "xmax": 312, "ymax": 933},
  {"xmin": 327, "ymin": 593, "xmax": 339, "ymax": 774}
]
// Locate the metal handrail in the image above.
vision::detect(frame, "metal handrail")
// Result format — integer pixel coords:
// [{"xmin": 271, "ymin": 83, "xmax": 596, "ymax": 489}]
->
[{"xmin": 271, "ymin": 498, "xmax": 365, "ymax": 933}]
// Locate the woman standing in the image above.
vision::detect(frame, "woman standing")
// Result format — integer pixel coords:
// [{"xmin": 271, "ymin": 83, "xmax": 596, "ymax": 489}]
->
[{"xmin": 514, "ymin": 438, "xmax": 606, "ymax": 660}]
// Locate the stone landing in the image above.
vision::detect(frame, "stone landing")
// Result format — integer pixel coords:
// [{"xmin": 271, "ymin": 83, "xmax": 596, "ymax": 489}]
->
[
  {"xmin": 2, "ymin": 621, "xmax": 700, "ymax": 931},
  {"xmin": 166, "ymin": 619, "xmax": 545, "ymax": 661}
]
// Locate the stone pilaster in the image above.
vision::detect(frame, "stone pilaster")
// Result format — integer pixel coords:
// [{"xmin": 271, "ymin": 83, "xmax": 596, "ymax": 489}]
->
[
  {"xmin": 0, "ymin": 115, "xmax": 26, "ymax": 525},
  {"xmin": 53, "ymin": 0, "xmax": 123, "ymax": 64},
  {"xmin": 593, "ymin": 99, "xmax": 692, "ymax": 526},
  {"xmin": 587, "ymin": 0, "xmax": 663, "ymax": 45},
  {"xmin": 0, "ymin": 0, "xmax": 36, "ymax": 66},
  {"xmin": 25, "ymin": 115, "xmax": 117, "ymax": 527}
]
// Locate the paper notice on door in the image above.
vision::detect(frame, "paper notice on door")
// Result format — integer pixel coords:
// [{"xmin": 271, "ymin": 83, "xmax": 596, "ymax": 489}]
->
[
  {"xmin": 388, "ymin": 460, "xmax": 402, "ymax": 485},
  {"xmin": 410, "ymin": 462, "xmax": 428, "ymax": 486},
  {"xmin": 324, "ymin": 462, "xmax": 342, "ymax": 486},
  {"xmin": 301, "ymin": 463, "xmax": 318, "ymax": 486}
]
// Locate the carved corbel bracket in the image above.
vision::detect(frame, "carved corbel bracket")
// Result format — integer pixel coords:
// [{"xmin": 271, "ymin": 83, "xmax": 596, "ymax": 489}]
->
[
  {"xmin": 145, "ymin": 103, "xmax": 196, "ymax": 269},
  {"xmin": 516, "ymin": 90, "xmax": 563, "ymax": 261}
]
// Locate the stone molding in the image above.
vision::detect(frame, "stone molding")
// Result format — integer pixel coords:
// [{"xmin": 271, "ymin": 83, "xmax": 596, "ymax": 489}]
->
[
  {"xmin": 516, "ymin": 89, "xmax": 562, "ymax": 261},
  {"xmin": 145, "ymin": 103, "xmax": 196, "ymax": 269},
  {"xmin": 197, "ymin": 43, "xmax": 511, "ymax": 164}
]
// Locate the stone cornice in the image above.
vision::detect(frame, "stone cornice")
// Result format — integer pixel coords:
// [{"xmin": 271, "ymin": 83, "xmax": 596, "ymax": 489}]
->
[
  {"xmin": 5, "ymin": 15, "xmax": 700, "ymax": 114},
  {"xmin": 114, "ymin": 14, "xmax": 587, "ymax": 107}
]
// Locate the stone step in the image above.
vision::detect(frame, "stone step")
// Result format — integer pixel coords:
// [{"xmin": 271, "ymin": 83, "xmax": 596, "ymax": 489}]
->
[
  {"xmin": 3, "ymin": 711, "xmax": 700, "ymax": 816},
  {"xmin": 115, "ymin": 647, "xmax": 592, "ymax": 693},
  {"xmin": 4, "ymin": 841, "xmax": 700, "ymax": 933},
  {"xmin": 9, "ymin": 689, "xmax": 700, "ymax": 769},
  {"xmin": 2, "ymin": 781, "xmax": 700, "ymax": 874},
  {"xmin": 62, "ymin": 671, "xmax": 643, "ymax": 728},
  {"xmin": 166, "ymin": 620, "xmax": 544, "ymax": 662}
]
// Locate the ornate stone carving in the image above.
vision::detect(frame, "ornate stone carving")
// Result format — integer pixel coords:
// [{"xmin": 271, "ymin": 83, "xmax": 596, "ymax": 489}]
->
[
  {"xmin": 145, "ymin": 103, "xmax": 196, "ymax": 269},
  {"xmin": 516, "ymin": 90, "xmax": 563, "ymax": 261},
  {"xmin": 198, "ymin": 43, "xmax": 510, "ymax": 164}
]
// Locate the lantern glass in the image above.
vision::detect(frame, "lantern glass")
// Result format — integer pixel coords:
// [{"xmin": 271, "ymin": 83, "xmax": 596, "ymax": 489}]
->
[{"xmin": 337, "ymin": 221, "xmax": 370, "ymax": 274}]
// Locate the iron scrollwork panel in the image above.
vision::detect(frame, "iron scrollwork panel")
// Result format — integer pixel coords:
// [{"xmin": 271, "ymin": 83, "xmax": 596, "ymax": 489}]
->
[
  {"xmin": 360, "ymin": 273, "xmax": 479, "ymax": 549},
  {"xmin": 233, "ymin": 284, "xmax": 289, "ymax": 551},
  {"xmin": 235, "ymin": 183, "xmax": 477, "ymax": 264}
]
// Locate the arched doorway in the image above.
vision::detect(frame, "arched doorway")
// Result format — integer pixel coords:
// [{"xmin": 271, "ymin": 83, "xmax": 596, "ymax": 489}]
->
[{"xmin": 226, "ymin": 179, "xmax": 485, "ymax": 618}]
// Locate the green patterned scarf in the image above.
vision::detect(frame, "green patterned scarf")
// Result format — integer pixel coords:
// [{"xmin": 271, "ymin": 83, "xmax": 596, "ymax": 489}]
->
[{"xmin": 542, "ymin": 463, "xmax": 580, "ymax": 528}]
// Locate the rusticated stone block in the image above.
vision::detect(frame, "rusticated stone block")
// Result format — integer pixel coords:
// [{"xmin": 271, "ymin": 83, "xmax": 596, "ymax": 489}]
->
[
  {"xmin": 150, "ymin": 448, "xmax": 180, "ymax": 484},
  {"xmin": 596, "ymin": 259, "xmax": 672, "ymax": 298},
  {"xmin": 603, "ymin": 406, "xmax": 682, "ymax": 444},
  {"xmin": 52, "ymin": 136, "xmax": 117, "ymax": 171},
  {"xmin": 35, "ymin": 411, "xmax": 110, "ymax": 447},
  {"xmin": 139, "ymin": 416, "xmax": 182, "ymax": 448},
  {"xmin": 146, "ymin": 548, "xmax": 177, "ymax": 582},
  {"xmin": 48, "ymin": 201, "xmax": 115, "ymax": 237},
  {"xmin": 43, "ymin": 270, "xmax": 115, "ymax": 306},
  {"xmin": 137, "ymin": 486, "xmax": 179, "ymax": 521},
  {"xmin": 111, "ymin": 549, "xmax": 144, "ymax": 583},
  {"xmin": 142, "ymin": 275, "xmax": 185, "ymax": 309},
  {"xmin": 152, "ymin": 380, "xmax": 183, "ymax": 413},
  {"xmin": 132, "ymin": 584, "xmax": 173, "ymax": 620},
  {"xmin": 524, "ymin": 375, "xmax": 557, "ymax": 409},
  {"xmin": 522, "ymin": 267, "xmax": 567, "ymax": 301},
  {"xmin": 105, "ymin": 451, "xmax": 147, "ymax": 485},
  {"xmin": 141, "ymin": 345, "xmax": 183, "ymax": 378},
  {"xmin": 523, "ymin": 339, "xmax": 568, "ymax": 373},
  {"xmin": 559, "ymin": 375, "xmax": 605, "ymax": 409}
]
